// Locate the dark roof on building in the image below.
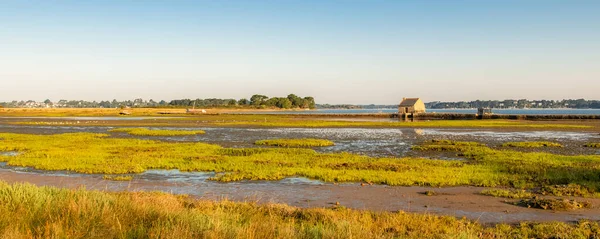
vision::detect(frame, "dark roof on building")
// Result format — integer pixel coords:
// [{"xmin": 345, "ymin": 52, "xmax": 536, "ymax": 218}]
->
[{"xmin": 399, "ymin": 98, "xmax": 421, "ymax": 106}]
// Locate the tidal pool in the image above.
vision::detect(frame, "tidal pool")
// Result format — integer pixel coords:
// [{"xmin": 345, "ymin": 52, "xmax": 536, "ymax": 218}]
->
[{"xmin": 0, "ymin": 151, "xmax": 19, "ymax": 157}]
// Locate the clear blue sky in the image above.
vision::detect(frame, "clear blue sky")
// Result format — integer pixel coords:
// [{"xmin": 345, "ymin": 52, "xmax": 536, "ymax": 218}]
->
[{"xmin": 1, "ymin": 0, "xmax": 599, "ymax": 104}]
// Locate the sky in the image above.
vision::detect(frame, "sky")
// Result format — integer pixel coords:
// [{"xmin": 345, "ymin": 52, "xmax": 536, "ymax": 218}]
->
[{"xmin": 0, "ymin": 0, "xmax": 599, "ymax": 104}]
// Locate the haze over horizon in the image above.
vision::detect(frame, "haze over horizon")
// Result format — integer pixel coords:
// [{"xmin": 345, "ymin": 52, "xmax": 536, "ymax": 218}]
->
[{"xmin": 1, "ymin": 1, "xmax": 599, "ymax": 104}]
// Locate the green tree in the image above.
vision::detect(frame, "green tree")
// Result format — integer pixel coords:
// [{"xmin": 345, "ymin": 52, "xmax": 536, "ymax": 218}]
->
[
  {"xmin": 238, "ymin": 98, "xmax": 249, "ymax": 105},
  {"xmin": 287, "ymin": 94, "xmax": 303, "ymax": 107},
  {"xmin": 303, "ymin": 97, "xmax": 316, "ymax": 109},
  {"xmin": 264, "ymin": 98, "xmax": 279, "ymax": 107},
  {"xmin": 250, "ymin": 95, "xmax": 268, "ymax": 106},
  {"xmin": 277, "ymin": 98, "xmax": 293, "ymax": 109}
]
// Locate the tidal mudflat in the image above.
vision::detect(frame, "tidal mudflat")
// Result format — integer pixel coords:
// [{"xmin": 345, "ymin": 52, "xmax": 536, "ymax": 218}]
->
[{"xmin": 1, "ymin": 115, "xmax": 600, "ymax": 235}]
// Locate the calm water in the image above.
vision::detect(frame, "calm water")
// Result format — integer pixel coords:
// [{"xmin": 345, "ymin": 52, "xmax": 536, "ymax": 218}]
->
[{"xmin": 248, "ymin": 109, "xmax": 600, "ymax": 115}]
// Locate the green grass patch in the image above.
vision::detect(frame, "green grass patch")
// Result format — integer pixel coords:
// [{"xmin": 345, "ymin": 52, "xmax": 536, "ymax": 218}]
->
[
  {"xmin": 1, "ymin": 182, "xmax": 599, "ymax": 238},
  {"xmin": 480, "ymin": 188, "xmax": 533, "ymax": 199},
  {"xmin": 109, "ymin": 128, "xmax": 205, "ymax": 136},
  {"xmin": 411, "ymin": 139, "xmax": 485, "ymax": 151},
  {"xmin": 255, "ymin": 138, "xmax": 335, "ymax": 148},
  {"xmin": 516, "ymin": 197, "xmax": 592, "ymax": 211},
  {"xmin": 501, "ymin": 141, "xmax": 563, "ymax": 148},
  {"xmin": 102, "ymin": 175, "xmax": 133, "ymax": 181}
]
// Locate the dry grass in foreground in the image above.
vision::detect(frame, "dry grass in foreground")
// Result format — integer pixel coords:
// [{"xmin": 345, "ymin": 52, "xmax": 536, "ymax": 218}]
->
[{"xmin": 0, "ymin": 182, "xmax": 599, "ymax": 239}]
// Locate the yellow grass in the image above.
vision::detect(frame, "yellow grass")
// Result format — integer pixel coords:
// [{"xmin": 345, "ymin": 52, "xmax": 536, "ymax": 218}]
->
[{"xmin": 0, "ymin": 181, "xmax": 598, "ymax": 238}]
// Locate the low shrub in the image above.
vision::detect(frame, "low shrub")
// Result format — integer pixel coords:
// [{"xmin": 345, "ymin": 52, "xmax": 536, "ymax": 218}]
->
[{"xmin": 516, "ymin": 197, "xmax": 591, "ymax": 210}]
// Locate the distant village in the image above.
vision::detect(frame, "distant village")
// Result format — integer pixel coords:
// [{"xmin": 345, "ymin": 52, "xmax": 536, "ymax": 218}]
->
[
  {"xmin": 426, "ymin": 99, "xmax": 600, "ymax": 109},
  {"xmin": 320, "ymin": 99, "xmax": 600, "ymax": 110},
  {"xmin": 0, "ymin": 99, "xmax": 168, "ymax": 108}
]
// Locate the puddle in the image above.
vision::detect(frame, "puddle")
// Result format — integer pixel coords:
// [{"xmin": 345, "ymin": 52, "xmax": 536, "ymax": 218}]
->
[
  {"xmin": 279, "ymin": 177, "xmax": 324, "ymax": 185},
  {"xmin": 0, "ymin": 151, "xmax": 19, "ymax": 157}
]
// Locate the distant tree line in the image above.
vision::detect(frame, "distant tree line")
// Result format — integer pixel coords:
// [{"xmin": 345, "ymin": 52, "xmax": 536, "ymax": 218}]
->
[
  {"xmin": 0, "ymin": 94, "xmax": 316, "ymax": 109},
  {"xmin": 426, "ymin": 99, "xmax": 600, "ymax": 109},
  {"xmin": 168, "ymin": 94, "xmax": 315, "ymax": 109}
]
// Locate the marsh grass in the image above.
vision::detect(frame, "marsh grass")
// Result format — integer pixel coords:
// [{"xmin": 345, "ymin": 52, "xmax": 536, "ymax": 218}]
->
[
  {"xmin": 516, "ymin": 197, "xmax": 592, "ymax": 211},
  {"xmin": 103, "ymin": 175, "xmax": 134, "ymax": 181},
  {"xmin": 502, "ymin": 141, "xmax": 563, "ymax": 148},
  {"xmin": 255, "ymin": 138, "xmax": 335, "ymax": 148},
  {"xmin": 584, "ymin": 143, "xmax": 600, "ymax": 148},
  {"xmin": 1, "ymin": 182, "xmax": 598, "ymax": 238},
  {"xmin": 411, "ymin": 140, "xmax": 485, "ymax": 151},
  {"xmin": 109, "ymin": 128, "xmax": 206, "ymax": 136},
  {"xmin": 2, "ymin": 133, "xmax": 600, "ymax": 191},
  {"xmin": 480, "ymin": 189, "xmax": 534, "ymax": 199}
]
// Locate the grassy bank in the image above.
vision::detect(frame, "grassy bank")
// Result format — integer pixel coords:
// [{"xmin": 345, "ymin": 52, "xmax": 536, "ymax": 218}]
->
[
  {"xmin": 255, "ymin": 138, "xmax": 335, "ymax": 148},
  {"xmin": 0, "ymin": 182, "xmax": 598, "ymax": 239},
  {"xmin": 0, "ymin": 108, "xmax": 189, "ymax": 117},
  {"xmin": 1, "ymin": 133, "xmax": 600, "ymax": 193},
  {"xmin": 501, "ymin": 141, "xmax": 564, "ymax": 148}
]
